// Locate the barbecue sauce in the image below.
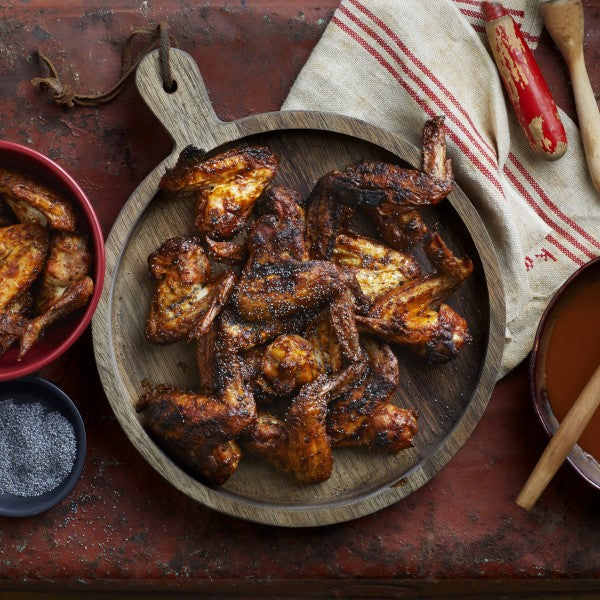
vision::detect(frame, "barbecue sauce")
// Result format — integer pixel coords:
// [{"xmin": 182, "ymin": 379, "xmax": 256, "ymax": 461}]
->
[{"xmin": 545, "ymin": 276, "xmax": 600, "ymax": 460}]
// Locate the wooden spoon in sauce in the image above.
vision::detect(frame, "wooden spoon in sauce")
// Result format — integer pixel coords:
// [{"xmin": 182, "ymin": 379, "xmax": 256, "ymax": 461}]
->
[{"xmin": 516, "ymin": 361, "xmax": 600, "ymax": 510}]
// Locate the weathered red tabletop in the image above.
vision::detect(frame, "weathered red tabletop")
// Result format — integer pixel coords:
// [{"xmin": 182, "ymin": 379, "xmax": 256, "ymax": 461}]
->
[{"xmin": 1, "ymin": 1, "xmax": 600, "ymax": 596}]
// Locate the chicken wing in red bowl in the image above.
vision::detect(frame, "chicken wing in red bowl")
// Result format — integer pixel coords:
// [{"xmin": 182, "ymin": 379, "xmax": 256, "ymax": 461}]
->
[{"xmin": 0, "ymin": 141, "xmax": 105, "ymax": 380}]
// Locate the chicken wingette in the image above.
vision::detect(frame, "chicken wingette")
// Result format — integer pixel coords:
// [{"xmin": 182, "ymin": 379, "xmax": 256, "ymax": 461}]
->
[
  {"xmin": 328, "ymin": 337, "xmax": 418, "ymax": 451},
  {"xmin": 145, "ymin": 236, "xmax": 235, "ymax": 344},
  {"xmin": 0, "ymin": 223, "xmax": 49, "ymax": 311},
  {"xmin": 0, "ymin": 167, "xmax": 76, "ymax": 232},
  {"xmin": 356, "ymin": 231, "xmax": 473, "ymax": 362},
  {"xmin": 234, "ymin": 187, "xmax": 366, "ymax": 321},
  {"xmin": 331, "ymin": 233, "xmax": 422, "ymax": 302},
  {"xmin": 159, "ymin": 145, "xmax": 278, "ymax": 244}
]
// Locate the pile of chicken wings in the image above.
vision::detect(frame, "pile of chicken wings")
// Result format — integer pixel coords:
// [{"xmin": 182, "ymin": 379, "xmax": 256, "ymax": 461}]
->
[
  {"xmin": 0, "ymin": 168, "xmax": 94, "ymax": 360},
  {"xmin": 137, "ymin": 116, "xmax": 473, "ymax": 487}
]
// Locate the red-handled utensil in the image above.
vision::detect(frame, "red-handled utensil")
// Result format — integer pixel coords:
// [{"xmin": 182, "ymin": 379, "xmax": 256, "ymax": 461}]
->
[{"xmin": 482, "ymin": 1, "xmax": 568, "ymax": 160}]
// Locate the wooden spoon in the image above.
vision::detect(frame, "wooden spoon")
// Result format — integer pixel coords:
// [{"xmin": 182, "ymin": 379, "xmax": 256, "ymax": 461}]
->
[
  {"xmin": 541, "ymin": 0, "xmax": 600, "ymax": 193},
  {"xmin": 516, "ymin": 361, "xmax": 600, "ymax": 510}
]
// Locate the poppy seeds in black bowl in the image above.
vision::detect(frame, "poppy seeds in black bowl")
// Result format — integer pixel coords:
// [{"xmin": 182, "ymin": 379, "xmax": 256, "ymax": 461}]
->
[{"xmin": 0, "ymin": 399, "xmax": 76, "ymax": 497}]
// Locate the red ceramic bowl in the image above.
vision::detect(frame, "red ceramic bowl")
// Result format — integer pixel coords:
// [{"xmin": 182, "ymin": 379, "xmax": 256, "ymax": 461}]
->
[{"xmin": 0, "ymin": 141, "xmax": 105, "ymax": 380}]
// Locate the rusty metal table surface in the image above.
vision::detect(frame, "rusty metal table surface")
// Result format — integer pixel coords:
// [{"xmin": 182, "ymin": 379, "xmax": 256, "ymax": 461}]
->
[{"xmin": 1, "ymin": 0, "xmax": 600, "ymax": 595}]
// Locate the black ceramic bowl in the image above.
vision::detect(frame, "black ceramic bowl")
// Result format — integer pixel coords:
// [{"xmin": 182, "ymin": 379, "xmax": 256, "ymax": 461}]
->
[{"xmin": 0, "ymin": 376, "xmax": 86, "ymax": 517}]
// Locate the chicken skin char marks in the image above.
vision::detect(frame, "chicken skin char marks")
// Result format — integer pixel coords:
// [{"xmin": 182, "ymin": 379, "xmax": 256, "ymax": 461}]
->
[
  {"xmin": 140, "ymin": 117, "xmax": 473, "ymax": 486},
  {"xmin": 234, "ymin": 186, "xmax": 368, "ymax": 321}
]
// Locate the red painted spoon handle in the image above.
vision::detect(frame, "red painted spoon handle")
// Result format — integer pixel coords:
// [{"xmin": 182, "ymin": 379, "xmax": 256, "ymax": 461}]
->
[{"xmin": 483, "ymin": 1, "xmax": 568, "ymax": 160}]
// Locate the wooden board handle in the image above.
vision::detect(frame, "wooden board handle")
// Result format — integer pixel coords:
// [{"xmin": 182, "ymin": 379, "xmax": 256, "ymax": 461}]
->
[
  {"xmin": 135, "ymin": 48, "xmax": 233, "ymax": 151},
  {"xmin": 516, "ymin": 362, "xmax": 600, "ymax": 510}
]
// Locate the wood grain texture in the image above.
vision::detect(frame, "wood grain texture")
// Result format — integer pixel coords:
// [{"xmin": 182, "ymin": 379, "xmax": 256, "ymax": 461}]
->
[{"xmin": 91, "ymin": 49, "xmax": 505, "ymax": 527}]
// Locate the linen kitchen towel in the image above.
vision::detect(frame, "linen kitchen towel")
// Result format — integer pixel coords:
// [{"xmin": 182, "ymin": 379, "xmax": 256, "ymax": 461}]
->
[{"xmin": 283, "ymin": 0, "xmax": 600, "ymax": 377}]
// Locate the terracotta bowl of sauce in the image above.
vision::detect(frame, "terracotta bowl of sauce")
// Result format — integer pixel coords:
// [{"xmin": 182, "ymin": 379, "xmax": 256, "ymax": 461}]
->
[{"xmin": 531, "ymin": 257, "xmax": 600, "ymax": 490}]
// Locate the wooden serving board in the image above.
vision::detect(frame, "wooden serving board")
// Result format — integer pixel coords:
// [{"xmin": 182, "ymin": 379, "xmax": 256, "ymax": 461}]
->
[{"xmin": 92, "ymin": 49, "xmax": 505, "ymax": 527}]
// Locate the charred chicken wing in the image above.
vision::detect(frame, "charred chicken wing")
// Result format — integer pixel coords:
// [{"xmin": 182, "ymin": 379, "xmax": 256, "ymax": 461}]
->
[
  {"xmin": 145, "ymin": 236, "xmax": 235, "ymax": 344},
  {"xmin": 331, "ymin": 233, "xmax": 421, "ymax": 302},
  {"xmin": 137, "ymin": 384, "xmax": 242, "ymax": 486},
  {"xmin": 242, "ymin": 375, "xmax": 335, "ymax": 484},
  {"xmin": 260, "ymin": 334, "xmax": 326, "ymax": 396},
  {"xmin": 138, "ymin": 314, "xmax": 257, "ymax": 486},
  {"xmin": 357, "ymin": 231, "xmax": 473, "ymax": 362},
  {"xmin": 159, "ymin": 146, "xmax": 278, "ymax": 241},
  {"xmin": 0, "ymin": 168, "xmax": 76, "ymax": 232},
  {"xmin": 328, "ymin": 337, "xmax": 418, "ymax": 451}
]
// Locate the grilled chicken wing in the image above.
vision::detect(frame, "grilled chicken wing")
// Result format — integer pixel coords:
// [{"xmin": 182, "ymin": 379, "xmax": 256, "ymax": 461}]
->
[
  {"xmin": 331, "ymin": 233, "xmax": 421, "ymax": 302},
  {"xmin": 357, "ymin": 231, "xmax": 473, "ymax": 362},
  {"xmin": 328, "ymin": 337, "xmax": 418, "ymax": 451},
  {"xmin": 138, "ymin": 314, "xmax": 257, "ymax": 486},
  {"xmin": 137, "ymin": 384, "xmax": 242, "ymax": 486},
  {"xmin": 0, "ymin": 223, "xmax": 49, "ymax": 311},
  {"xmin": 36, "ymin": 233, "xmax": 91, "ymax": 313},
  {"xmin": 0, "ymin": 168, "xmax": 76, "ymax": 232},
  {"xmin": 260, "ymin": 334, "xmax": 326, "ymax": 396},
  {"xmin": 235, "ymin": 186, "xmax": 366, "ymax": 321},
  {"xmin": 16, "ymin": 232, "xmax": 94, "ymax": 359},
  {"xmin": 159, "ymin": 146, "xmax": 278, "ymax": 241},
  {"xmin": 18, "ymin": 276, "xmax": 93, "ymax": 359},
  {"xmin": 242, "ymin": 374, "xmax": 335, "ymax": 484},
  {"xmin": 145, "ymin": 236, "xmax": 235, "ymax": 344}
]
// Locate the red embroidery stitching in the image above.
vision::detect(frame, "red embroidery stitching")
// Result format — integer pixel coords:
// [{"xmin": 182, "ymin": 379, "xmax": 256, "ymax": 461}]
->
[
  {"xmin": 535, "ymin": 248, "xmax": 557, "ymax": 263},
  {"xmin": 525, "ymin": 256, "xmax": 534, "ymax": 271}
]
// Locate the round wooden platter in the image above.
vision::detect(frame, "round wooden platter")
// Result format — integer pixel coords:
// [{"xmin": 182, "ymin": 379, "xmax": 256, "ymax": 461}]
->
[{"xmin": 92, "ymin": 49, "xmax": 505, "ymax": 527}]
